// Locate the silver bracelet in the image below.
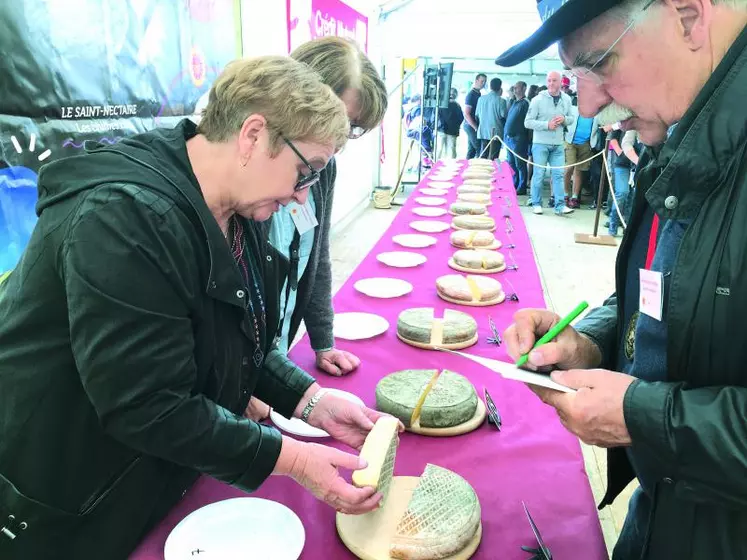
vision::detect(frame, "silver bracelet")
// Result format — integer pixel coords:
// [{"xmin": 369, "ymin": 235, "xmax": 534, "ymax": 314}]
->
[{"xmin": 300, "ymin": 389, "xmax": 327, "ymax": 423}]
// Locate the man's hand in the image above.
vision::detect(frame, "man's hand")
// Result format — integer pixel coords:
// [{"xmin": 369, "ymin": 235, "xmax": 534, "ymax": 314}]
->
[
  {"xmin": 308, "ymin": 393, "xmax": 403, "ymax": 450},
  {"xmin": 244, "ymin": 397, "xmax": 271, "ymax": 422},
  {"xmin": 529, "ymin": 369, "xmax": 635, "ymax": 447},
  {"xmin": 503, "ymin": 308, "xmax": 602, "ymax": 371},
  {"xmin": 316, "ymin": 348, "xmax": 360, "ymax": 376},
  {"xmin": 274, "ymin": 437, "xmax": 383, "ymax": 514},
  {"xmin": 548, "ymin": 116, "xmax": 565, "ymax": 130}
]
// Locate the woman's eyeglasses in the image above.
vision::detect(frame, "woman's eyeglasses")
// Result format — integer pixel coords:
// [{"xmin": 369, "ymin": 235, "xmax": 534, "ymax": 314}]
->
[
  {"xmin": 282, "ymin": 135, "xmax": 321, "ymax": 192},
  {"xmin": 348, "ymin": 124, "xmax": 367, "ymax": 140}
]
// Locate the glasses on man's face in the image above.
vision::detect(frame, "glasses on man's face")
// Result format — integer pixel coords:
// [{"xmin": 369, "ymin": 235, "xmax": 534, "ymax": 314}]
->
[
  {"xmin": 568, "ymin": 0, "xmax": 656, "ymax": 86},
  {"xmin": 282, "ymin": 135, "xmax": 321, "ymax": 192},
  {"xmin": 348, "ymin": 124, "xmax": 367, "ymax": 140}
]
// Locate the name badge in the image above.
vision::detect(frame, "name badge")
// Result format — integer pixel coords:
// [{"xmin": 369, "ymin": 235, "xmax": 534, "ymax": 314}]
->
[
  {"xmin": 287, "ymin": 200, "xmax": 318, "ymax": 235},
  {"xmin": 639, "ymin": 269, "xmax": 663, "ymax": 321}
]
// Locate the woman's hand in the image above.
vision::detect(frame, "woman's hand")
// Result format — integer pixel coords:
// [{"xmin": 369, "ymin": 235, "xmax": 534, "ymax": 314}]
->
[
  {"xmin": 244, "ymin": 397, "xmax": 271, "ymax": 422},
  {"xmin": 315, "ymin": 348, "xmax": 361, "ymax": 376},
  {"xmin": 274, "ymin": 437, "xmax": 383, "ymax": 514},
  {"xmin": 308, "ymin": 393, "xmax": 403, "ymax": 450}
]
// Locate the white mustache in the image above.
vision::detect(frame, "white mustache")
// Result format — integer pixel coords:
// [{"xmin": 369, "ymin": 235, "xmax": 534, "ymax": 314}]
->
[{"xmin": 597, "ymin": 104, "xmax": 635, "ymax": 126}]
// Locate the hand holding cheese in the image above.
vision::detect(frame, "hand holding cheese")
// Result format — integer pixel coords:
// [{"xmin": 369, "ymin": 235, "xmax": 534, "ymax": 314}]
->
[
  {"xmin": 276, "ymin": 437, "xmax": 383, "ymax": 515},
  {"xmin": 306, "ymin": 390, "xmax": 400, "ymax": 451}
]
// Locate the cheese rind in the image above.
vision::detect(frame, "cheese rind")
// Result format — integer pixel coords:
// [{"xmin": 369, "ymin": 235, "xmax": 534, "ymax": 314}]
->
[
  {"xmin": 456, "ymin": 193, "xmax": 491, "ymax": 205},
  {"xmin": 450, "ymin": 230, "xmax": 498, "ymax": 249},
  {"xmin": 391, "ymin": 464, "xmax": 481, "ymax": 560},
  {"xmin": 397, "ymin": 308, "xmax": 477, "ymax": 345},
  {"xmin": 453, "ymin": 249, "xmax": 505, "ymax": 271},
  {"xmin": 449, "ymin": 202, "xmax": 487, "ymax": 215},
  {"xmin": 436, "ymin": 274, "xmax": 503, "ymax": 303},
  {"xmin": 452, "ymin": 215, "xmax": 495, "ymax": 231},
  {"xmin": 352, "ymin": 416, "xmax": 400, "ymax": 502},
  {"xmin": 376, "ymin": 369, "xmax": 478, "ymax": 428}
]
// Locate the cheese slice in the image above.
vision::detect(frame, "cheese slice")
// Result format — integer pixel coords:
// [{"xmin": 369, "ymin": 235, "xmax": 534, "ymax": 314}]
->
[
  {"xmin": 429, "ymin": 318, "xmax": 444, "ymax": 346},
  {"xmin": 391, "ymin": 464, "xmax": 481, "ymax": 560},
  {"xmin": 465, "ymin": 231, "xmax": 477, "ymax": 249},
  {"xmin": 410, "ymin": 370, "xmax": 442, "ymax": 427},
  {"xmin": 352, "ymin": 416, "xmax": 400, "ymax": 502},
  {"xmin": 465, "ymin": 276, "xmax": 482, "ymax": 302}
]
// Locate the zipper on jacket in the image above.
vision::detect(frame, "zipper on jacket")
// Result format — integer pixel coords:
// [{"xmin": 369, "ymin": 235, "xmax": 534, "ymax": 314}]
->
[{"xmin": 78, "ymin": 457, "xmax": 141, "ymax": 515}]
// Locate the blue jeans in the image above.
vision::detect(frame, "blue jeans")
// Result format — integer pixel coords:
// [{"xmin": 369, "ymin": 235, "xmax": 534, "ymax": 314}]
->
[
  {"xmin": 609, "ymin": 166, "xmax": 631, "ymax": 234},
  {"xmin": 505, "ymin": 136, "xmax": 529, "ymax": 192},
  {"xmin": 530, "ymin": 143, "xmax": 565, "ymax": 211},
  {"xmin": 463, "ymin": 124, "xmax": 479, "ymax": 159}
]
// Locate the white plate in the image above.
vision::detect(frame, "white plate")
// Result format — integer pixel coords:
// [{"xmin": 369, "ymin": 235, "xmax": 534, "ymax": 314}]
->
[
  {"xmin": 377, "ymin": 251, "xmax": 428, "ymax": 268},
  {"xmin": 413, "ymin": 207, "xmax": 448, "ymax": 217},
  {"xmin": 355, "ymin": 277, "xmax": 413, "ymax": 298},
  {"xmin": 393, "ymin": 233, "xmax": 438, "ymax": 248},
  {"xmin": 410, "ymin": 220, "xmax": 450, "ymax": 233},
  {"xmin": 333, "ymin": 312, "xmax": 390, "ymax": 340},
  {"xmin": 428, "ymin": 181, "xmax": 455, "ymax": 189},
  {"xmin": 415, "ymin": 197, "xmax": 447, "ymax": 206},
  {"xmin": 164, "ymin": 498, "xmax": 305, "ymax": 560},
  {"xmin": 270, "ymin": 389, "xmax": 366, "ymax": 437},
  {"xmin": 420, "ymin": 188, "xmax": 449, "ymax": 196}
]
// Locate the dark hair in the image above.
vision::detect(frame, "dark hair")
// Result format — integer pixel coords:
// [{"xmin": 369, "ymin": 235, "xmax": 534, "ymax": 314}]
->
[
  {"xmin": 489, "ymin": 78, "xmax": 502, "ymax": 92},
  {"xmin": 538, "ymin": 85, "xmax": 548, "ymax": 92},
  {"xmin": 527, "ymin": 84, "xmax": 539, "ymax": 100},
  {"xmin": 476, "ymin": 73, "xmax": 487, "ymax": 81}
]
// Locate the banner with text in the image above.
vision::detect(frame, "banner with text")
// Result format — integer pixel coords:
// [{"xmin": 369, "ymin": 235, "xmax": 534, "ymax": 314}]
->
[
  {"xmin": 0, "ymin": 0, "xmax": 240, "ymax": 272},
  {"xmin": 287, "ymin": 0, "xmax": 368, "ymax": 53}
]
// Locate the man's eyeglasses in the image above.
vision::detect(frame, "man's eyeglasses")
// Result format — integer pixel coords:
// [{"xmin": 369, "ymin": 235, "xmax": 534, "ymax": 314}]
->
[
  {"xmin": 348, "ymin": 124, "xmax": 367, "ymax": 140},
  {"xmin": 282, "ymin": 135, "xmax": 321, "ymax": 192},
  {"xmin": 568, "ymin": 0, "xmax": 656, "ymax": 85}
]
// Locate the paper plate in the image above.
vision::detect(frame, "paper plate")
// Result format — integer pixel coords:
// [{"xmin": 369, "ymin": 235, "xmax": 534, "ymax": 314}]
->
[
  {"xmin": 428, "ymin": 181, "xmax": 456, "ymax": 189},
  {"xmin": 334, "ymin": 312, "xmax": 390, "ymax": 340},
  {"xmin": 377, "ymin": 251, "xmax": 428, "ymax": 268},
  {"xmin": 393, "ymin": 234, "xmax": 438, "ymax": 248},
  {"xmin": 270, "ymin": 389, "xmax": 366, "ymax": 437},
  {"xmin": 164, "ymin": 498, "xmax": 305, "ymax": 560},
  {"xmin": 420, "ymin": 188, "xmax": 449, "ymax": 196},
  {"xmin": 410, "ymin": 220, "xmax": 451, "ymax": 233},
  {"xmin": 413, "ymin": 207, "xmax": 448, "ymax": 217},
  {"xmin": 415, "ymin": 197, "xmax": 447, "ymax": 206},
  {"xmin": 355, "ymin": 277, "xmax": 413, "ymax": 299}
]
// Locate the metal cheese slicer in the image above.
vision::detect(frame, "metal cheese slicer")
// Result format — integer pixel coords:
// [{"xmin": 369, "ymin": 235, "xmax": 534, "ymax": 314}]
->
[{"xmin": 521, "ymin": 501, "xmax": 553, "ymax": 560}]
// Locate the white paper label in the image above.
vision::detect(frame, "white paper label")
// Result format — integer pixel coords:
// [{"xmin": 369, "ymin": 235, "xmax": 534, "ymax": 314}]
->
[
  {"xmin": 287, "ymin": 200, "xmax": 318, "ymax": 235},
  {"xmin": 639, "ymin": 268, "xmax": 664, "ymax": 321}
]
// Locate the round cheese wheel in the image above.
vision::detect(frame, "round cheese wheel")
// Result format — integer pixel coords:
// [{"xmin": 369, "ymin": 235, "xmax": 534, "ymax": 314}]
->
[
  {"xmin": 452, "ymin": 215, "xmax": 496, "ymax": 231},
  {"xmin": 436, "ymin": 274, "xmax": 503, "ymax": 303},
  {"xmin": 457, "ymin": 193, "xmax": 491, "ymax": 205},
  {"xmin": 450, "ymin": 202, "xmax": 487, "ymax": 216},
  {"xmin": 450, "ymin": 230, "xmax": 499, "ymax": 249},
  {"xmin": 462, "ymin": 178, "xmax": 494, "ymax": 187},
  {"xmin": 397, "ymin": 308, "xmax": 477, "ymax": 346},
  {"xmin": 453, "ymin": 249, "xmax": 505, "ymax": 271},
  {"xmin": 457, "ymin": 184, "xmax": 492, "ymax": 195},
  {"xmin": 462, "ymin": 171, "xmax": 494, "ymax": 181},
  {"xmin": 376, "ymin": 369, "xmax": 478, "ymax": 428}
]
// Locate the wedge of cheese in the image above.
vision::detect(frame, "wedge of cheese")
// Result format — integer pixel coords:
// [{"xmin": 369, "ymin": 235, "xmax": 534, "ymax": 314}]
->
[
  {"xmin": 352, "ymin": 416, "xmax": 400, "ymax": 502},
  {"xmin": 391, "ymin": 464, "xmax": 481, "ymax": 560},
  {"xmin": 409, "ymin": 370, "xmax": 443, "ymax": 428}
]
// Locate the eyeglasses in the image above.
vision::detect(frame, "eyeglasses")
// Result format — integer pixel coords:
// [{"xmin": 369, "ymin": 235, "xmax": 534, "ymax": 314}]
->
[
  {"xmin": 282, "ymin": 135, "xmax": 321, "ymax": 192},
  {"xmin": 569, "ymin": 0, "xmax": 656, "ymax": 85},
  {"xmin": 348, "ymin": 124, "xmax": 367, "ymax": 140}
]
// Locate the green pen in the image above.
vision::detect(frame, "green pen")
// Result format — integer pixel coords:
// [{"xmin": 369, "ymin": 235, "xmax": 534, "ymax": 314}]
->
[{"xmin": 515, "ymin": 301, "xmax": 590, "ymax": 368}]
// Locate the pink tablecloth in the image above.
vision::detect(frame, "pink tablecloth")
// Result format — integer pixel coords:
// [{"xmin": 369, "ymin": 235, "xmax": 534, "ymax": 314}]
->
[{"xmin": 132, "ymin": 161, "xmax": 608, "ymax": 559}]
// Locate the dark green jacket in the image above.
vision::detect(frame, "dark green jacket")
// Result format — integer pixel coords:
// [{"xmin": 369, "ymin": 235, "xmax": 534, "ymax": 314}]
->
[
  {"xmin": 575, "ymin": 25, "xmax": 747, "ymax": 559},
  {"xmin": 0, "ymin": 120, "xmax": 315, "ymax": 559}
]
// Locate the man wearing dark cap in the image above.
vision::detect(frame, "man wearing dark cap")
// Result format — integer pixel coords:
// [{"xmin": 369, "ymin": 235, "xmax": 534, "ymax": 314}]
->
[{"xmin": 501, "ymin": 1, "xmax": 747, "ymax": 559}]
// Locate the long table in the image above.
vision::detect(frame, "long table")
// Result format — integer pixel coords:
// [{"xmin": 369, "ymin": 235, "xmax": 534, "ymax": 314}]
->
[{"xmin": 132, "ymin": 161, "xmax": 608, "ymax": 559}]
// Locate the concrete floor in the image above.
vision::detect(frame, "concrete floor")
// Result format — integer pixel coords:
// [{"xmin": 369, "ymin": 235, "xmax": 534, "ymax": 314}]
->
[{"xmin": 320, "ymin": 185, "xmax": 638, "ymax": 556}]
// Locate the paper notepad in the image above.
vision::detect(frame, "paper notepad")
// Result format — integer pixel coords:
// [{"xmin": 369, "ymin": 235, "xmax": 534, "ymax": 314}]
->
[{"xmin": 437, "ymin": 349, "xmax": 576, "ymax": 393}]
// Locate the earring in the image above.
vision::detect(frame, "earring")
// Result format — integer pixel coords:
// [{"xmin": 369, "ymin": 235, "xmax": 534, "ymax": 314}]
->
[{"xmin": 240, "ymin": 156, "xmax": 248, "ymax": 168}]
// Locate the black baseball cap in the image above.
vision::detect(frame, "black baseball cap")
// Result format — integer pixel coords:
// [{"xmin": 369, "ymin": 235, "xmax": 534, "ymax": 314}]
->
[{"xmin": 495, "ymin": 0, "xmax": 625, "ymax": 67}]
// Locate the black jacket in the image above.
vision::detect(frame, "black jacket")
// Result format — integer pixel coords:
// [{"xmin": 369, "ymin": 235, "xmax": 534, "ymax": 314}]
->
[
  {"xmin": 575, "ymin": 24, "xmax": 747, "ymax": 559},
  {"xmin": 437, "ymin": 101, "xmax": 465, "ymax": 136},
  {"xmin": 0, "ymin": 120, "xmax": 314, "ymax": 559}
]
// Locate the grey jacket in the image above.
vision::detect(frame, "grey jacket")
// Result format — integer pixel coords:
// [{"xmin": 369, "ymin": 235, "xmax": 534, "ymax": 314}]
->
[
  {"xmin": 524, "ymin": 90, "xmax": 576, "ymax": 145},
  {"xmin": 475, "ymin": 92, "xmax": 508, "ymax": 141}
]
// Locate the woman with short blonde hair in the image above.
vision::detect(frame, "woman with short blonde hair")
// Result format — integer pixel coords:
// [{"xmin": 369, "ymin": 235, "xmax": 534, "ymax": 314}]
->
[{"xmin": 0, "ymin": 54, "xmax": 388, "ymax": 560}]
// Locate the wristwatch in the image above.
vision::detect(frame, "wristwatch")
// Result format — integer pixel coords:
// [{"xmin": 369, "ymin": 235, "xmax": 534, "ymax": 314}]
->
[{"xmin": 300, "ymin": 389, "xmax": 328, "ymax": 423}]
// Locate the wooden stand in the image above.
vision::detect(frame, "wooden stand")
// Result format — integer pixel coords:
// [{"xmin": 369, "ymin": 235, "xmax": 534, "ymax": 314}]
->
[
  {"xmin": 397, "ymin": 332, "xmax": 478, "ymax": 351},
  {"xmin": 448, "ymin": 259, "xmax": 507, "ymax": 275},
  {"xmin": 337, "ymin": 477, "xmax": 482, "ymax": 560},
  {"xmin": 575, "ymin": 140, "xmax": 618, "ymax": 247},
  {"xmin": 437, "ymin": 291, "xmax": 506, "ymax": 307}
]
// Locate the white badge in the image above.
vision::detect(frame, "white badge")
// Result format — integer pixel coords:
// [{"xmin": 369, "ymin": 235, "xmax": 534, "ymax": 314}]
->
[
  {"xmin": 639, "ymin": 268, "xmax": 664, "ymax": 321},
  {"xmin": 286, "ymin": 200, "xmax": 318, "ymax": 235}
]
